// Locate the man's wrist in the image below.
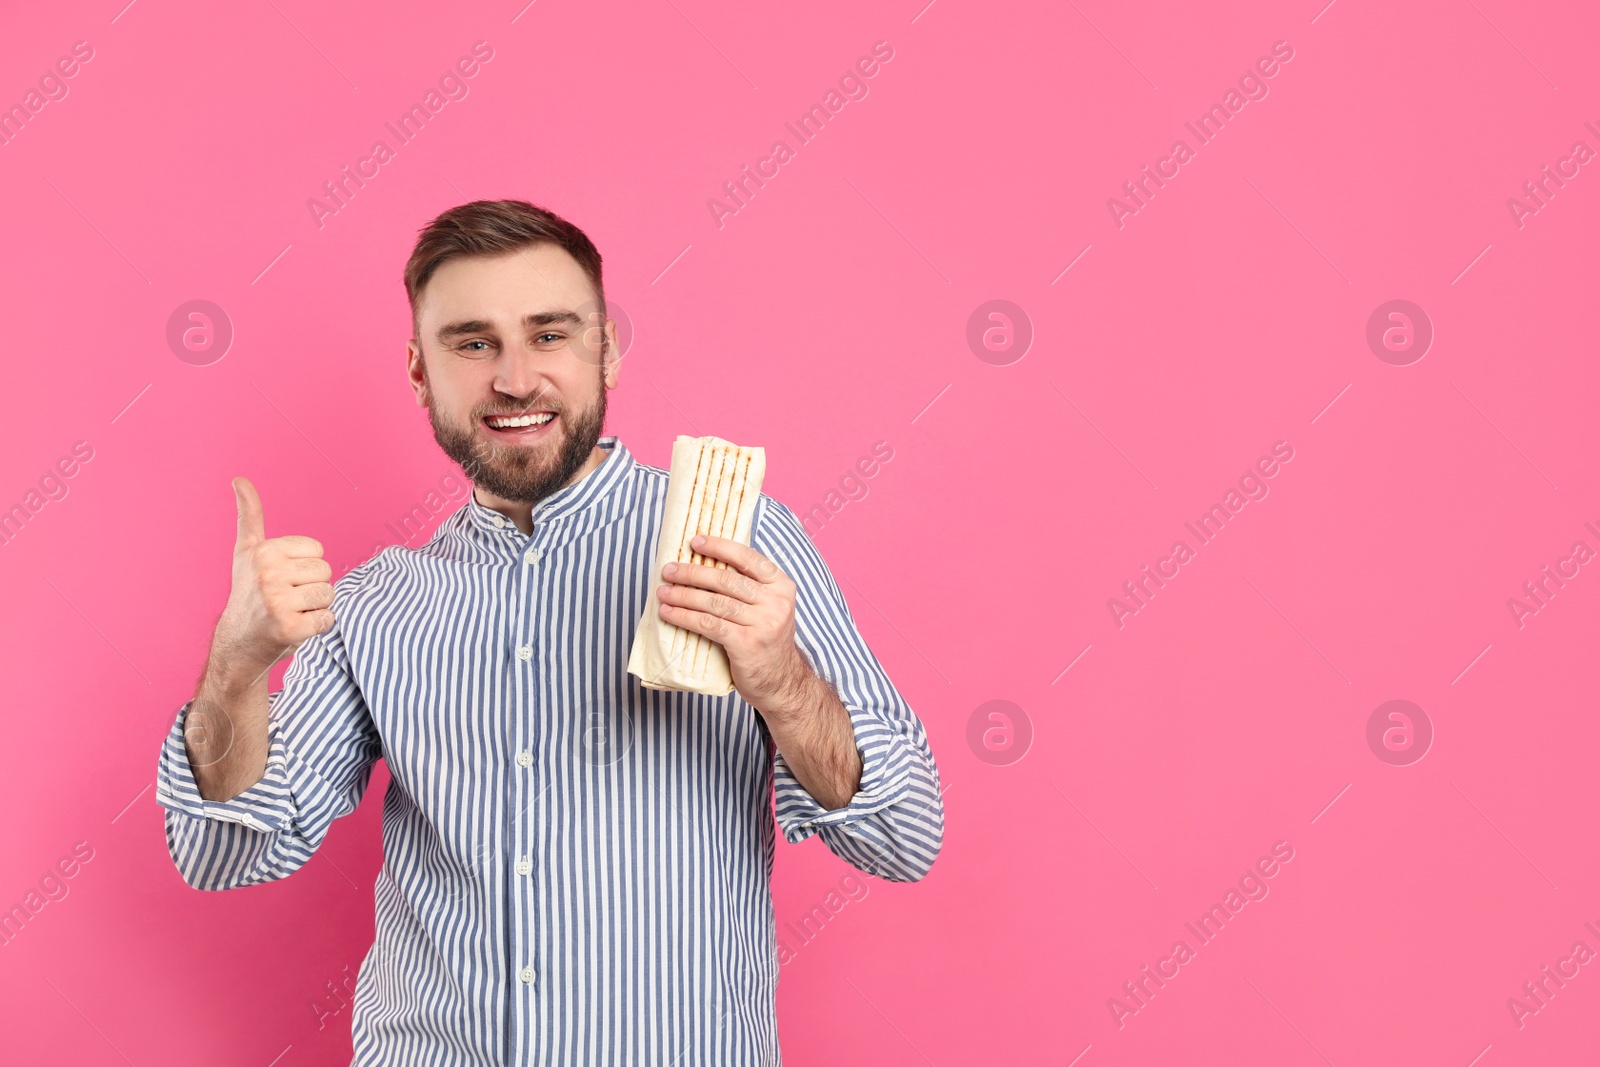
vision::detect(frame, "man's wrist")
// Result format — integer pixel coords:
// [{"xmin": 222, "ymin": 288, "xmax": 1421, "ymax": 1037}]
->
[
  {"xmin": 750, "ymin": 647, "xmax": 821, "ymax": 729},
  {"xmin": 201, "ymin": 624, "xmax": 281, "ymax": 702},
  {"xmin": 763, "ymin": 669, "xmax": 863, "ymax": 812}
]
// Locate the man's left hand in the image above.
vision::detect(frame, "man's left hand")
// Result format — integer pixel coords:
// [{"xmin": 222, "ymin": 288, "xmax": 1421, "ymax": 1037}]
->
[{"xmin": 655, "ymin": 534, "xmax": 811, "ymax": 716}]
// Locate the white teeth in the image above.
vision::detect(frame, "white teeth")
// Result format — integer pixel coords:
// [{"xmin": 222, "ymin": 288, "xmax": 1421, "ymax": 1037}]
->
[{"xmin": 487, "ymin": 412, "xmax": 555, "ymax": 428}]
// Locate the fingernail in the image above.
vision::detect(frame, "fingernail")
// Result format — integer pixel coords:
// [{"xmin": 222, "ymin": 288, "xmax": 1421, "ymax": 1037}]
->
[
  {"xmin": 692, "ymin": 535, "xmax": 705, "ymax": 547},
  {"xmin": 663, "ymin": 563, "xmax": 677, "ymax": 576}
]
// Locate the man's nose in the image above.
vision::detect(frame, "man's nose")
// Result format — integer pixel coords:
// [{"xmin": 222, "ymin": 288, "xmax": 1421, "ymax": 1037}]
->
[{"xmin": 492, "ymin": 350, "xmax": 549, "ymax": 403}]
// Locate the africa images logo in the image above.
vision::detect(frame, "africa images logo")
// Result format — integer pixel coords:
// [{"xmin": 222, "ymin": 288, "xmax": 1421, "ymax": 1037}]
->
[
  {"xmin": 306, "ymin": 42, "xmax": 496, "ymax": 230},
  {"xmin": 1106, "ymin": 40, "xmax": 1296, "ymax": 229}
]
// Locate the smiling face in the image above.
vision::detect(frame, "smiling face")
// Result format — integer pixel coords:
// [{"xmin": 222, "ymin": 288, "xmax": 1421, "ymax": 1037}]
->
[{"xmin": 406, "ymin": 244, "xmax": 621, "ymax": 509}]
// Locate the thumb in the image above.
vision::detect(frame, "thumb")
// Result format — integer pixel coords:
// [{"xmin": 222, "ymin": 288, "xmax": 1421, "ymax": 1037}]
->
[{"xmin": 233, "ymin": 476, "xmax": 265, "ymax": 549}]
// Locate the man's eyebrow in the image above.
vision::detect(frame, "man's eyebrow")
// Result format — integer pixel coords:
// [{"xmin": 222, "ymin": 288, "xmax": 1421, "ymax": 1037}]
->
[
  {"xmin": 434, "ymin": 311, "xmax": 583, "ymax": 342},
  {"xmin": 523, "ymin": 310, "xmax": 582, "ymax": 329},
  {"xmin": 436, "ymin": 319, "xmax": 492, "ymax": 341}
]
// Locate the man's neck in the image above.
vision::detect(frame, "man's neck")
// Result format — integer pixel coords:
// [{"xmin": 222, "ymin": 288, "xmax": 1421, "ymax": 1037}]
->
[{"xmin": 475, "ymin": 444, "xmax": 611, "ymax": 535}]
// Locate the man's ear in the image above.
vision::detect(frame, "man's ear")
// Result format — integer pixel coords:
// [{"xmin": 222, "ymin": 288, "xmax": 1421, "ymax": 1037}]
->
[
  {"xmin": 407, "ymin": 339, "xmax": 429, "ymax": 407},
  {"xmin": 602, "ymin": 319, "xmax": 622, "ymax": 389}
]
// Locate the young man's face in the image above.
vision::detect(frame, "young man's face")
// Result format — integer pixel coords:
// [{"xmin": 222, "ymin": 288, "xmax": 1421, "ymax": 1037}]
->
[{"xmin": 407, "ymin": 244, "xmax": 621, "ymax": 505}]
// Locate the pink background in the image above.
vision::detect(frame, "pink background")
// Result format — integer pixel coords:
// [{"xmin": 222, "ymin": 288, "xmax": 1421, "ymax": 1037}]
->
[{"xmin": 1, "ymin": 0, "xmax": 1597, "ymax": 1063}]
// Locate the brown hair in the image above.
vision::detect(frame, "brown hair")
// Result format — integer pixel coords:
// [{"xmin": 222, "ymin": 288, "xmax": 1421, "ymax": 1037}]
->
[{"xmin": 403, "ymin": 199, "xmax": 605, "ymax": 336}]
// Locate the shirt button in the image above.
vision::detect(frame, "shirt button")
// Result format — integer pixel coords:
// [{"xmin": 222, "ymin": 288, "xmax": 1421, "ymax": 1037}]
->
[
  {"xmin": 517, "ymin": 750, "xmax": 532, "ymax": 767},
  {"xmin": 517, "ymin": 856, "xmax": 531, "ymax": 876},
  {"xmin": 517, "ymin": 645, "xmax": 533, "ymax": 661},
  {"xmin": 524, "ymin": 547, "xmax": 542, "ymax": 565},
  {"xmin": 520, "ymin": 966, "xmax": 534, "ymax": 984},
  {"xmin": 491, "ymin": 515, "xmax": 505, "ymax": 528}
]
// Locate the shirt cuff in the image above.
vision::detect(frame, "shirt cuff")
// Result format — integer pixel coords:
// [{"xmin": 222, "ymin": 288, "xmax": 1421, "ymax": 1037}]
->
[
  {"xmin": 773, "ymin": 698, "xmax": 914, "ymax": 845},
  {"xmin": 154, "ymin": 700, "xmax": 298, "ymax": 835}
]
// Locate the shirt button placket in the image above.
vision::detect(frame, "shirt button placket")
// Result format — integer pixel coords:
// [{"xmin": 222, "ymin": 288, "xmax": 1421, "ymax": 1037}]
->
[{"xmin": 516, "ymin": 536, "xmax": 543, "ymax": 1006}]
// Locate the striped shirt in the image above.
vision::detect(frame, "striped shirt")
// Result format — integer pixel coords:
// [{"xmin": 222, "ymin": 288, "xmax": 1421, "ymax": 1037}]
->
[{"xmin": 155, "ymin": 434, "xmax": 945, "ymax": 1066}]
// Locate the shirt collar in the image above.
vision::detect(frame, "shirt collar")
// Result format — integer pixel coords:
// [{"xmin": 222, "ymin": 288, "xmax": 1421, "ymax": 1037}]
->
[{"xmin": 464, "ymin": 435, "xmax": 636, "ymax": 537}]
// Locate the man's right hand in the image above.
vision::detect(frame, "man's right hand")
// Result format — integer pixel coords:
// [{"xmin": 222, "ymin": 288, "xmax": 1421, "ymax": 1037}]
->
[
  {"xmin": 213, "ymin": 476, "xmax": 335, "ymax": 689},
  {"xmin": 186, "ymin": 478, "xmax": 334, "ymax": 799}
]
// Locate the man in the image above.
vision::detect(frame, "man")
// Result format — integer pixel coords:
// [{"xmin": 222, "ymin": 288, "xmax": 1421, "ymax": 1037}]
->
[{"xmin": 156, "ymin": 199, "xmax": 944, "ymax": 1065}]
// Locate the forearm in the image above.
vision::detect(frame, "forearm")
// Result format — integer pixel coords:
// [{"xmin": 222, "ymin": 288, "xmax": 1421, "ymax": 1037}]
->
[
  {"xmin": 185, "ymin": 631, "xmax": 276, "ymax": 802},
  {"xmin": 758, "ymin": 665, "xmax": 862, "ymax": 812}
]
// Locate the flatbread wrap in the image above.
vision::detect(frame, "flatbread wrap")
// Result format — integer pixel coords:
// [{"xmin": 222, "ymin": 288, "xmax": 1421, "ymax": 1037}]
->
[{"xmin": 627, "ymin": 434, "xmax": 766, "ymax": 695}]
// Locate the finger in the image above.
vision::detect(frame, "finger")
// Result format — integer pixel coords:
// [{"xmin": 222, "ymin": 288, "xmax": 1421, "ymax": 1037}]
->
[
  {"xmin": 301, "ymin": 608, "xmax": 336, "ymax": 638},
  {"xmin": 661, "ymin": 559, "xmax": 762, "ymax": 604},
  {"xmin": 233, "ymin": 477, "xmax": 265, "ymax": 549},
  {"xmin": 657, "ymin": 583, "xmax": 748, "ymax": 624},
  {"xmin": 286, "ymin": 556, "xmax": 334, "ymax": 585},
  {"xmin": 271, "ymin": 534, "xmax": 326, "ymax": 559},
  {"xmin": 657, "ymin": 600, "xmax": 733, "ymax": 642},
  {"xmin": 689, "ymin": 535, "xmax": 783, "ymax": 584},
  {"xmin": 291, "ymin": 582, "xmax": 334, "ymax": 612},
  {"xmin": 279, "ymin": 608, "xmax": 334, "ymax": 646}
]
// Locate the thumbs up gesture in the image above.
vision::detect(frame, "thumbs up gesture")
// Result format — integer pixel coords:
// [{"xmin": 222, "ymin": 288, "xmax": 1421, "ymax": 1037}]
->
[{"xmin": 216, "ymin": 477, "xmax": 335, "ymax": 682}]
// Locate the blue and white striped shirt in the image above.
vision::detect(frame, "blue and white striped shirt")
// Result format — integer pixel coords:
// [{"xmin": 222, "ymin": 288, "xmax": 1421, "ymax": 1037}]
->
[{"xmin": 155, "ymin": 435, "xmax": 945, "ymax": 1066}]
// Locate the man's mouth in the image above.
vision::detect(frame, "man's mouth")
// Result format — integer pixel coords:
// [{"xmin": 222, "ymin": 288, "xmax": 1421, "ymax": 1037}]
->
[{"xmin": 482, "ymin": 411, "xmax": 559, "ymax": 437}]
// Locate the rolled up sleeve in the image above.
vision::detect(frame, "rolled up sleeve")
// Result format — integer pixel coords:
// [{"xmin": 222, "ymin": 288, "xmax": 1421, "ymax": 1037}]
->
[
  {"xmin": 155, "ymin": 588, "xmax": 382, "ymax": 891},
  {"xmin": 752, "ymin": 497, "xmax": 945, "ymax": 883}
]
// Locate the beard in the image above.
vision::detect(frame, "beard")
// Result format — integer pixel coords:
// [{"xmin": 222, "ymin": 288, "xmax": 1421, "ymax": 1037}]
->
[{"xmin": 427, "ymin": 370, "xmax": 608, "ymax": 505}]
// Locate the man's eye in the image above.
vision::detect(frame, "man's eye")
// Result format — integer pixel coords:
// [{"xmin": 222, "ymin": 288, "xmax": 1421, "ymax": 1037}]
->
[
  {"xmin": 460, "ymin": 340, "xmax": 492, "ymax": 352},
  {"xmin": 536, "ymin": 332, "xmax": 564, "ymax": 344}
]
